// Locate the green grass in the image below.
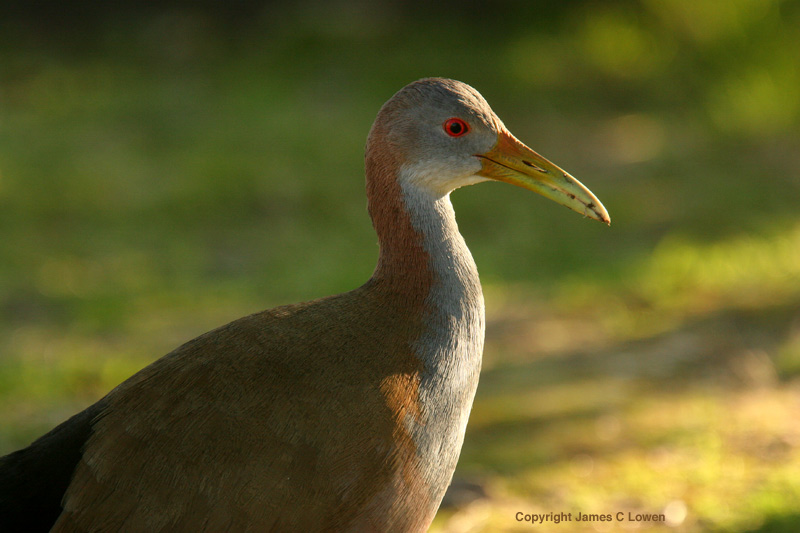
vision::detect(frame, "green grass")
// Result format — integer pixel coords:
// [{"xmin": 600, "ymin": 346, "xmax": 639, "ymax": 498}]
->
[{"xmin": 2, "ymin": 2, "xmax": 800, "ymax": 531}]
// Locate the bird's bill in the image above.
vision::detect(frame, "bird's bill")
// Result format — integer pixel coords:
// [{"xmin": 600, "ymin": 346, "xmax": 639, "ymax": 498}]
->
[{"xmin": 476, "ymin": 130, "xmax": 610, "ymax": 224}]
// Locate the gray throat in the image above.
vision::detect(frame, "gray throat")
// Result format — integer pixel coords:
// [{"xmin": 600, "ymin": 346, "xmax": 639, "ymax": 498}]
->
[{"xmin": 401, "ymin": 184, "xmax": 485, "ymax": 507}]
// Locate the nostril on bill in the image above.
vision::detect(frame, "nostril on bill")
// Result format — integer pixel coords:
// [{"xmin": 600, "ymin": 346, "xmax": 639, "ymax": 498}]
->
[{"xmin": 522, "ymin": 160, "xmax": 548, "ymax": 173}]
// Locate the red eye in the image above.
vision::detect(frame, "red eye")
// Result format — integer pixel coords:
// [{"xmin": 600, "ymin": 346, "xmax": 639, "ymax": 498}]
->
[{"xmin": 443, "ymin": 118, "xmax": 469, "ymax": 137}]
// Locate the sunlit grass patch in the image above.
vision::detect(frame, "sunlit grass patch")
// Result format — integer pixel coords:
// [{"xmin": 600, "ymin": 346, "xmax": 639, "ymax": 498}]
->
[
  {"xmin": 636, "ymin": 222, "xmax": 800, "ymax": 310},
  {"xmin": 547, "ymin": 221, "xmax": 800, "ymax": 347}
]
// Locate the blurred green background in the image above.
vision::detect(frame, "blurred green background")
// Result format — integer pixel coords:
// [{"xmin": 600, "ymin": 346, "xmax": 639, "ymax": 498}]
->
[{"xmin": 1, "ymin": 1, "xmax": 799, "ymax": 531}]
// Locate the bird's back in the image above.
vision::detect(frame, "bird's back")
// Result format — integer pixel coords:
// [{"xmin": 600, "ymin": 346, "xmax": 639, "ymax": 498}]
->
[{"xmin": 1, "ymin": 279, "xmax": 446, "ymax": 532}]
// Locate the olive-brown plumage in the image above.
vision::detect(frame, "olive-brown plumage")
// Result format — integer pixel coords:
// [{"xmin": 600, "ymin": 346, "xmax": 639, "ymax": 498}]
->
[{"xmin": 0, "ymin": 78, "xmax": 608, "ymax": 532}]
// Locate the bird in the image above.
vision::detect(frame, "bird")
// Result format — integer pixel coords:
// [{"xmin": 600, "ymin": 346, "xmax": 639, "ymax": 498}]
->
[{"xmin": 0, "ymin": 78, "xmax": 609, "ymax": 532}]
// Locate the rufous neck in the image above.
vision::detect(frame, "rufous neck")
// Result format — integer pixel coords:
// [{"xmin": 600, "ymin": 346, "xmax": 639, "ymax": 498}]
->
[
  {"xmin": 365, "ymin": 166, "xmax": 431, "ymax": 289},
  {"xmin": 365, "ymin": 157, "xmax": 480, "ymax": 299}
]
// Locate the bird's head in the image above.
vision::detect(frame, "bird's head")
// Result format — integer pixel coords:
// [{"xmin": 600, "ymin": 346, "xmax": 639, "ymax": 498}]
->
[{"xmin": 367, "ymin": 78, "xmax": 610, "ymax": 224}]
